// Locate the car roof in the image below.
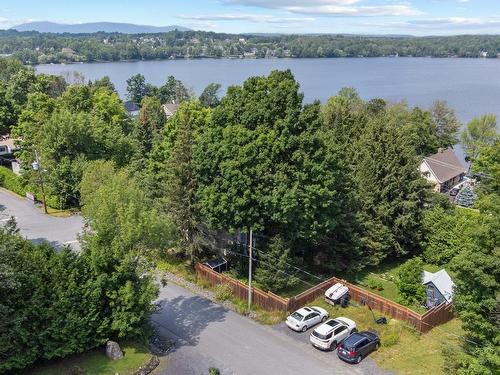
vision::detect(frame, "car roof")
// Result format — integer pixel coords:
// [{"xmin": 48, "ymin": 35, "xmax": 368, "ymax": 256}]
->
[
  {"xmin": 314, "ymin": 319, "xmax": 341, "ymax": 334},
  {"xmin": 295, "ymin": 307, "xmax": 312, "ymax": 315},
  {"xmin": 342, "ymin": 333, "xmax": 365, "ymax": 347},
  {"xmin": 335, "ymin": 317, "xmax": 355, "ymax": 327}
]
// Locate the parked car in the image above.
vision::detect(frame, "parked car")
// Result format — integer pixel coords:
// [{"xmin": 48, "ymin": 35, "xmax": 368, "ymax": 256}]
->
[
  {"xmin": 309, "ymin": 317, "xmax": 357, "ymax": 350},
  {"xmin": 285, "ymin": 306, "xmax": 329, "ymax": 332},
  {"xmin": 337, "ymin": 331, "xmax": 380, "ymax": 364},
  {"xmin": 325, "ymin": 283, "xmax": 349, "ymax": 305}
]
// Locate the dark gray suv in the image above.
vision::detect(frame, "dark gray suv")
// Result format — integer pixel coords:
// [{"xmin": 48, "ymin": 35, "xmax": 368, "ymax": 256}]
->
[{"xmin": 337, "ymin": 331, "xmax": 380, "ymax": 364}]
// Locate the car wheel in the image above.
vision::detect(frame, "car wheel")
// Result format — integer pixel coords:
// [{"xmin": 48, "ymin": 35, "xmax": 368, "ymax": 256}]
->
[
  {"xmin": 321, "ymin": 316, "xmax": 327, "ymax": 322},
  {"xmin": 302, "ymin": 325, "xmax": 308, "ymax": 332},
  {"xmin": 330, "ymin": 341, "xmax": 337, "ymax": 351},
  {"xmin": 356, "ymin": 355, "xmax": 362, "ymax": 364}
]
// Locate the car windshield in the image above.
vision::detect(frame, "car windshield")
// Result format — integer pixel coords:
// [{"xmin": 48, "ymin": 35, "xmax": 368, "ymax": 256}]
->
[{"xmin": 290, "ymin": 312, "xmax": 304, "ymax": 321}]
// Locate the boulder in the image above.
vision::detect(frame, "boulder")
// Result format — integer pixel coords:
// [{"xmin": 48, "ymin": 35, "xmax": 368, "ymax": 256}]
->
[
  {"xmin": 134, "ymin": 355, "xmax": 160, "ymax": 375},
  {"xmin": 105, "ymin": 340, "xmax": 124, "ymax": 360}
]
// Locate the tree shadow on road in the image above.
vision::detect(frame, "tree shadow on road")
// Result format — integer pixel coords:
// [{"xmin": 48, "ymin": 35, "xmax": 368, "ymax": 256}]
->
[{"xmin": 151, "ymin": 294, "xmax": 228, "ymax": 348}]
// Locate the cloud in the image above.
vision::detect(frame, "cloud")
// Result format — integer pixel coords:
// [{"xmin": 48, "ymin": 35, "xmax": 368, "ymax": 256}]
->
[
  {"xmin": 178, "ymin": 13, "xmax": 314, "ymax": 24},
  {"xmin": 222, "ymin": 0, "xmax": 423, "ymax": 17},
  {"xmin": 364, "ymin": 16, "xmax": 500, "ymax": 33}
]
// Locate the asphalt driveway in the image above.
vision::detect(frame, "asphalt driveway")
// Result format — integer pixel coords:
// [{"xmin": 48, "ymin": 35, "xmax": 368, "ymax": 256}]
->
[
  {"xmin": 0, "ymin": 188, "xmax": 83, "ymax": 250},
  {"xmin": 152, "ymin": 282, "xmax": 391, "ymax": 375}
]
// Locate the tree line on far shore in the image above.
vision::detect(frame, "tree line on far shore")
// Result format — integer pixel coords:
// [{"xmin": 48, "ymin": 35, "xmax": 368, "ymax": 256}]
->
[{"xmin": 1, "ymin": 29, "xmax": 500, "ymax": 64}]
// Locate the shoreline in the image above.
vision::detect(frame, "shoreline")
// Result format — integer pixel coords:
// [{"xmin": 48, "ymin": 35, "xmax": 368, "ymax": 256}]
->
[{"xmin": 30, "ymin": 55, "xmax": 500, "ymax": 67}]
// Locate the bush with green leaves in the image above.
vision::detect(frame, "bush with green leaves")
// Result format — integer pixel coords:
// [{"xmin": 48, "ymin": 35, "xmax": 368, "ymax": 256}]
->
[
  {"xmin": 395, "ymin": 257, "xmax": 426, "ymax": 306},
  {"xmin": 214, "ymin": 283, "xmax": 233, "ymax": 302}
]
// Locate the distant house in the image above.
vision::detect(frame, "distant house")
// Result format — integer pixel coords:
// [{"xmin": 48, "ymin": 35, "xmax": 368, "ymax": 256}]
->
[
  {"xmin": 124, "ymin": 101, "xmax": 140, "ymax": 117},
  {"xmin": 61, "ymin": 47, "xmax": 76, "ymax": 55},
  {"xmin": 162, "ymin": 103, "xmax": 179, "ymax": 119},
  {"xmin": 420, "ymin": 148, "xmax": 467, "ymax": 192},
  {"xmin": 423, "ymin": 269, "xmax": 455, "ymax": 308},
  {"xmin": 0, "ymin": 138, "xmax": 18, "ymax": 156}
]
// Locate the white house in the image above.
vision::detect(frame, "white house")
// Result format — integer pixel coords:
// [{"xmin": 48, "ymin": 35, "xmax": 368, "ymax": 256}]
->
[
  {"xmin": 420, "ymin": 148, "xmax": 467, "ymax": 192},
  {"xmin": 162, "ymin": 103, "xmax": 179, "ymax": 119},
  {"xmin": 0, "ymin": 138, "xmax": 18, "ymax": 156},
  {"xmin": 423, "ymin": 269, "xmax": 455, "ymax": 308}
]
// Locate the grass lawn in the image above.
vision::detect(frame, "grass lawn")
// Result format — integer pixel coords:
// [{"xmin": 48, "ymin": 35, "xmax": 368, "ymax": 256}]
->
[
  {"xmin": 23, "ymin": 342, "xmax": 151, "ymax": 375},
  {"xmin": 339, "ymin": 259, "xmax": 447, "ymax": 314},
  {"xmin": 309, "ymin": 296, "xmax": 464, "ymax": 375},
  {"xmin": 155, "ymin": 252, "xmax": 197, "ymax": 282}
]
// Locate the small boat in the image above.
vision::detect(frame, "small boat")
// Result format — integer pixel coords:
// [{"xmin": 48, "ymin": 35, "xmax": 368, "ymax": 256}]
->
[{"xmin": 325, "ymin": 283, "xmax": 349, "ymax": 305}]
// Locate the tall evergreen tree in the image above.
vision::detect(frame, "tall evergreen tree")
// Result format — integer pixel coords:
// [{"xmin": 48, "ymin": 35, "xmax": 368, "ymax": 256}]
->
[{"xmin": 353, "ymin": 112, "xmax": 429, "ymax": 262}]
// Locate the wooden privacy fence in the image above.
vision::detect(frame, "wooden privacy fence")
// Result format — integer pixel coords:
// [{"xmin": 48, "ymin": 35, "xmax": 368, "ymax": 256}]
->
[{"xmin": 195, "ymin": 263, "xmax": 454, "ymax": 333}]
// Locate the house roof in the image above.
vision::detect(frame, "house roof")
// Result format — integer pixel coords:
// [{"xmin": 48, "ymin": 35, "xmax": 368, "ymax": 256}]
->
[
  {"xmin": 124, "ymin": 101, "xmax": 140, "ymax": 112},
  {"xmin": 163, "ymin": 103, "xmax": 179, "ymax": 116},
  {"xmin": 423, "ymin": 269, "xmax": 455, "ymax": 303},
  {"xmin": 423, "ymin": 148, "xmax": 467, "ymax": 184}
]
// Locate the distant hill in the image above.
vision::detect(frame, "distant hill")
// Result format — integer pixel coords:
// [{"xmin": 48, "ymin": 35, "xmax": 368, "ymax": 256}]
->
[{"xmin": 11, "ymin": 21, "xmax": 191, "ymax": 34}]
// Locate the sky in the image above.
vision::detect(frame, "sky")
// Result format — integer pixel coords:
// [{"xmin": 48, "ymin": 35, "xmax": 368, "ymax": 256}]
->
[{"xmin": 1, "ymin": 0, "xmax": 500, "ymax": 35}]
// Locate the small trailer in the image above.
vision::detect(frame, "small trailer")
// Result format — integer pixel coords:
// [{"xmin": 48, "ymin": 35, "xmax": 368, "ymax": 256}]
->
[{"xmin": 325, "ymin": 283, "xmax": 349, "ymax": 306}]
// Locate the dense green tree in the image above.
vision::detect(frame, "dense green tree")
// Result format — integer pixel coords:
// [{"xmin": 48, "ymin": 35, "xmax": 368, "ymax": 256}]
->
[
  {"xmin": 195, "ymin": 71, "xmax": 351, "ymax": 251},
  {"xmin": 91, "ymin": 76, "xmax": 116, "ymax": 92},
  {"xmin": 0, "ymin": 84, "xmax": 15, "ymax": 133},
  {"xmin": 126, "ymin": 73, "xmax": 148, "ymax": 104},
  {"xmin": 461, "ymin": 114, "xmax": 498, "ymax": 164},
  {"xmin": 421, "ymin": 206, "xmax": 482, "ymax": 265},
  {"xmin": 136, "ymin": 96, "xmax": 166, "ymax": 154},
  {"xmin": 159, "ymin": 75, "xmax": 190, "ymax": 104},
  {"xmin": 199, "ymin": 83, "xmax": 221, "ymax": 108},
  {"xmin": 396, "ymin": 257, "xmax": 426, "ymax": 305},
  {"xmin": 153, "ymin": 101, "xmax": 211, "ymax": 262},
  {"xmin": 353, "ymin": 111, "xmax": 429, "ymax": 261},
  {"xmin": 430, "ymin": 100, "xmax": 461, "ymax": 148},
  {"xmin": 255, "ymin": 235, "xmax": 299, "ymax": 293}
]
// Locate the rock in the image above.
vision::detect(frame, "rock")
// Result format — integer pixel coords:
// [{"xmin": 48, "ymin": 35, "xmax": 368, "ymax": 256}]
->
[
  {"xmin": 105, "ymin": 340, "xmax": 124, "ymax": 360},
  {"xmin": 134, "ymin": 355, "xmax": 160, "ymax": 375}
]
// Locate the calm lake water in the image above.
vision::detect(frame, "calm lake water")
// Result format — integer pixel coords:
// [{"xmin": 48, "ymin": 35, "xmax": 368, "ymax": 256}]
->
[{"xmin": 36, "ymin": 57, "xmax": 500, "ymax": 123}]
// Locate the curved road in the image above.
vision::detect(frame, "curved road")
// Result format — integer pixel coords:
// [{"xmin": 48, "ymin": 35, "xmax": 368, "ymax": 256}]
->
[{"xmin": 0, "ymin": 188, "xmax": 83, "ymax": 250}]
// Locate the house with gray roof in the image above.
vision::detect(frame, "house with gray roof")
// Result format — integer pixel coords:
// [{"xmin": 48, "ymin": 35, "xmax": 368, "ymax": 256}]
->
[
  {"xmin": 423, "ymin": 269, "xmax": 455, "ymax": 308},
  {"xmin": 420, "ymin": 148, "xmax": 467, "ymax": 192}
]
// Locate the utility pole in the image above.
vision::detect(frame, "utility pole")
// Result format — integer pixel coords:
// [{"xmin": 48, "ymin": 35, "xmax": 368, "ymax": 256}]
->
[
  {"xmin": 32, "ymin": 150, "xmax": 48, "ymax": 214},
  {"xmin": 248, "ymin": 228, "xmax": 253, "ymax": 313}
]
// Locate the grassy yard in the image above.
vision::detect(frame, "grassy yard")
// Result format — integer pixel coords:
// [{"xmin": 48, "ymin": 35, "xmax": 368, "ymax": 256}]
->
[
  {"xmin": 155, "ymin": 252, "xmax": 197, "ymax": 282},
  {"xmin": 309, "ymin": 296, "xmax": 464, "ymax": 375},
  {"xmin": 23, "ymin": 342, "xmax": 151, "ymax": 375}
]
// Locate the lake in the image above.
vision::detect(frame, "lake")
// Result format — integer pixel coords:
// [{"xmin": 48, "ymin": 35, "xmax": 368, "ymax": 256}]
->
[{"xmin": 36, "ymin": 57, "xmax": 500, "ymax": 123}]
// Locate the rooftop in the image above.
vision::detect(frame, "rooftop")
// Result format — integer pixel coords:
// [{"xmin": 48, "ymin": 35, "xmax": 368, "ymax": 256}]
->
[
  {"xmin": 423, "ymin": 148, "xmax": 467, "ymax": 183},
  {"xmin": 423, "ymin": 269, "xmax": 455, "ymax": 303}
]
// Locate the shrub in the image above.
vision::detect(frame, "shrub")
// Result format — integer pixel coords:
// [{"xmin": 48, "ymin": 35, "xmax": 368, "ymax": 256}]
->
[
  {"xmin": 367, "ymin": 278, "xmax": 384, "ymax": 291},
  {"xmin": 214, "ymin": 283, "xmax": 233, "ymax": 302},
  {"xmin": 382, "ymin": 333, "xmax": 400, "ymax": 347},
  {"xmin": 0, "ymin": 166, "xmax": 25, "ymax": 196},
  {"xmin": 209, "ymin": 368, "xmax": 221, "ymax": 375},
  {"xmin": 396, "ymin": 257, "xmax": 426, "ymax": 306}
]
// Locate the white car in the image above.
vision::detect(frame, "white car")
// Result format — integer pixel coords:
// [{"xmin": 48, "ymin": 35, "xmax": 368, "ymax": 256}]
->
[
  {"xmin": 309, "ymin": 317, "xmax": 357, "ymax": 350},
  {"xmin": 285, "ymin": 306, "xmax": 329, "ymax": 332}
]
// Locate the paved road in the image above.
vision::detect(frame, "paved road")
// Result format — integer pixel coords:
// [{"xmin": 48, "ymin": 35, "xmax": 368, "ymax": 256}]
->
[
  {"xmin": 0, "ymin": 188, "xmax": 83, "ymax": 250},
  {"xmin": 152, "ymin": 282, "xmax": 390, "ymax": 375}
]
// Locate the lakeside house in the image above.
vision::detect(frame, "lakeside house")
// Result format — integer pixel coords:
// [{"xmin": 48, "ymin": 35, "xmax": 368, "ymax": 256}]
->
[
  {"xmin": 420, "ymin": 148, "xmax": 467, "ymax": 192},
  {"xmin": 423, "ymin": 269, "xmax": 455, "ymax": 308},
  {"xmin": 162, "ymin": 103, "xmax": 179, "ymax": 119},
  {"xmin": 0, "ymin": 137, "xmax": 18, "ymax": 156},
  {"xmin": 124, "ymin": 101, "xmax": 140, "ymax": 117}
]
